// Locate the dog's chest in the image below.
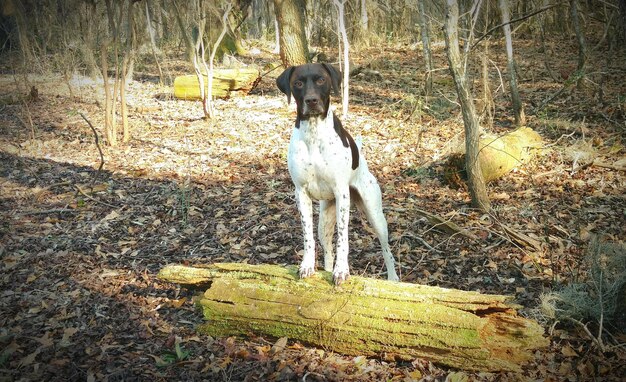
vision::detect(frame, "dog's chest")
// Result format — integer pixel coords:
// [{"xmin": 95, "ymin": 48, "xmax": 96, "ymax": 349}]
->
[{"xmin": 288, "ymin": 117, "xmax": 352, "ymax": 200}]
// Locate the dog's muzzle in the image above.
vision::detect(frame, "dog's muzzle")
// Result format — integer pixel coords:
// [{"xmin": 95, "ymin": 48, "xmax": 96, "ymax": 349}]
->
[{"xmin": 301, "ymin": 96, "xmax": 325, "ymax": 118}]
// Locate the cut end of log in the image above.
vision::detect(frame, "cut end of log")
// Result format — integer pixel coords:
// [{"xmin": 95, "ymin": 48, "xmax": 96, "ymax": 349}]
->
[{"xmin": 445, "ymin": 127, "xmax": 545, "ymax": 185}]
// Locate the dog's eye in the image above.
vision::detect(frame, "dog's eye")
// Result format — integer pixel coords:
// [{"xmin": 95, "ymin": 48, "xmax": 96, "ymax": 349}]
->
[
  {"xmin": 316, "ymin": 77, "xmax": 326, "ymax": 85},
  {"xmin": 294, "ymin": 80, "xmax": 303, "ymax": 88}
]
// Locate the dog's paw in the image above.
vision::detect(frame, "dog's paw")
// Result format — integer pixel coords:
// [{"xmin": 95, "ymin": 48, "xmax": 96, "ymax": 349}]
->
[
  {"xmin": 333, "ymin": 270, "xmax": 349, "ymax": 285},
  {"xmin": 299, "ymin": 266, "xmax": 316, "ymax": 279}
]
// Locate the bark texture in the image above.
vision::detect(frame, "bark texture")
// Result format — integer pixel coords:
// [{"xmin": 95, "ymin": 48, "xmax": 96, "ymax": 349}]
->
[
  {"xmin": 417, "ymin": 0, "xmax": 433, "ymax": 96},
  {"xmin": 158, "ymin": 263, "xmax": 548, "ymax": 372},
  {"xmin": 444, "ymin": 0, "xmax": 491, "ymax": 211},
  {"xmin": 273, "ymin": 0, "xmax": 310, "ymax": 66},
  {"xmin": 498, "ymin": 0, "xmax": 525, "ymax": 126}
]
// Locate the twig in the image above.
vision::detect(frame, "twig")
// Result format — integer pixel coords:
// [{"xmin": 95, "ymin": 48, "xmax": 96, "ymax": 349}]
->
[
  {"xmin": 75, "ymin": 184, "xmax": 116, "ymax": 208},
  {"xmin": 542, "ymin": 130, "xmax": 577, "ymax": 149},
  {"xmin": 498, "ymin": 222, "xmax": 543, "ymax": 251},
  {"xmin": 534, "ymin": 70, "xmax": 585, "ymax": 113},
  {"xmin": 17, "ymin": 101, "xmax": 36, "ymax": 139},
  {"xmin": 414, "ymin": 208, "xmax": 478, "ymax": 241},
  {"xmin": 79, "ymin": 112, "xmax": 105, "ymax": 187},
  {"xmin": 592, "ymin": 160, "xmax": 626, "ymax": 171},
  {"xmin": 17, "ymin": 208, "xmax": 78, "ymax": 216},
  {"xmin": 403, "ymin": 232, "xmax": 441, "ymax": 253},
  {"xmin": 565, "ymin": 317, "xmax": 605, "ymax": 352},
  {"xmin": 471, "ymin": 3, "xmax": 564, "ymax": 50},
  {"xmin": 303, "ymin": 371, "xmax": 327, "ymax": 381}
]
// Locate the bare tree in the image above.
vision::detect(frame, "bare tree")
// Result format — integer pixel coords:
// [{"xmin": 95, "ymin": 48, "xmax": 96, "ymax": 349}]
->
[
  {"xmin": 333, "ymin": 0, "xmax": 350, "ymax": 117},
  {"xmin": 499, "ymin": 0, "xmax": 525, "ymax": 126},
  {"xmin": 569, "ymin": 0, "xmax": 587, "ymax": 89},
  {"xmin": 620, "ymin": 0, "xmax": 626, "ymax": 41},
  {"xmin": 273, "ymin": 0, "xmax": 309, "ymax": 66},
  {"xmin": 145, "ymin": 0, "xmax": 165, "ymax": 85},
  {"xmin": 360, "ymin": 0, "xmax": 369, "ymax": 32},
  {"xmin": 479, "ymin": 0, "xmax": 494, "ymax": 129},
  {"xmin": 205, "ymin": 4, "xmax": 233, "ymax": 119},
  {"xmin": 100, "ymin": 40, "xmax": 115, "ymax": 146},
  {"xmin": 417, "ymin": 0, "xmax": 433, "ymax": 97},
  {"xmin": 444, "ymin": 0, "xmax": 491, "ymax": 212},
  {"xmin": 172, "ymin": 0, "xmax": 196, "ymax": 64},
  {"xmin": 100, "ymin": 0, "xmax": 136, "ymax": 146}
]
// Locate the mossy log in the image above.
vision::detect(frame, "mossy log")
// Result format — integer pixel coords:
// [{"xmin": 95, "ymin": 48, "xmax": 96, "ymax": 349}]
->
[
  {"xmin": 158, "ymin": 263, "xmax": 547, "ymax": 372},
  {"xmin": 173, "ymin": 68, "xmax": 260, "ymax": 100},
  {"xmin": 446, "ymin": 127, "xmax": 544, "ymax": 184}
]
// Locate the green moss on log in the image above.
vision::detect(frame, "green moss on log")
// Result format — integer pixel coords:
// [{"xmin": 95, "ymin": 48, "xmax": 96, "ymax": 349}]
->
[
  {"xmin": 173, "ymin": 68, "xmax": 260, "ymax": 100},
  {"xmin": 158, "ymin": 263, "xmax": 547, "ymax": 372},
  {"xmin": 446, "ymin": 126, "xmax": 544, "ymax": 184}
]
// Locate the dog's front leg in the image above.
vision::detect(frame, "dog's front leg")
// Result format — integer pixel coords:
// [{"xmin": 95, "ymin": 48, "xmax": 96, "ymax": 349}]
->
[
  {"xmin": 318, "ymin": 200, "xmax": 336, "ymax": 272},
  {"xmin": 295, "ymin": 187, "xmax": 316, "ymax": 278},
  {"xmin": 333, "ymin": 190, "xmax": 351, "ymax": 285}
]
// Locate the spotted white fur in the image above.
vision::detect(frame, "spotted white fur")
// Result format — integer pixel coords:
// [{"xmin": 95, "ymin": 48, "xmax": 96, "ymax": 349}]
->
[{"xmin": 287, "ymin": 108, "xmax": 399, "ymax": 284}]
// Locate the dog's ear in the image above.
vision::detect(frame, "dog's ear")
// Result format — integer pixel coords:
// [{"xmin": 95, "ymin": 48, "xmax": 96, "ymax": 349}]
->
[
  {"xmin": 276, "ymin": 66, "xmax": 295, "ymax": 104},
  {"xmin": 321, "ymin": 63, "xmax": 342, "ymax": 96}
]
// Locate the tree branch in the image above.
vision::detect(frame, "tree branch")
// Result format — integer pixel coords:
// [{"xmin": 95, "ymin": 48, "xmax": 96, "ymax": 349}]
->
[{"xmin": 471, "ymin": 2, "xmax": 563, "ymax": 50}]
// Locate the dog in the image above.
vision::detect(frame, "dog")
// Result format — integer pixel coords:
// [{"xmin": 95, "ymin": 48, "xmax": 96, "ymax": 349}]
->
[{"xmin": 276, "ymin": 63, "xmax": 399, "ymax": 285}]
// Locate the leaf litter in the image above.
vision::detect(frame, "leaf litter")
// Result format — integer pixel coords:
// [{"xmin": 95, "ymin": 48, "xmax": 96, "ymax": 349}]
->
[{"xmin": 0, "ymin": 39, "xmax": 625, "ymax": 381}]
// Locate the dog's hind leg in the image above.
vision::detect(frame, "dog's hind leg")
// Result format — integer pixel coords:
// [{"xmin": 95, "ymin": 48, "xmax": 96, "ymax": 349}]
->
[
  {"xmin": 352, "ymin": 177, "xmax": 400, "ymax": 282},
  {"xmin": 318, "ymin": 200, "xmax": 336, "ymax": 272}
]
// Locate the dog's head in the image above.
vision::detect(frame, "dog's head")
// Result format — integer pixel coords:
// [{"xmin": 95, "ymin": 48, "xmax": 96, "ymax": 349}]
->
[{"xmin": 276, "ymin": 63, "xmax": 341, "ymax": 122}]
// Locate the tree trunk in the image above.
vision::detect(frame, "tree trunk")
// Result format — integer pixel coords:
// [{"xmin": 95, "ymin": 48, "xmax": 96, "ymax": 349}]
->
[
  {"xmin": 538, "ymin": 0, "xmax": 558, "ymax": 82},
  {"xmin": 334, "ymin": 0, "xmax": 350, "ymax": 117},
  {"xmin": 13, "ymin": 0, "xmax": 34, "ymax": 66},
  {"xmin": 100, "ymin": 41, "xmax": 115, "ymax": 146},
  {"xmin": 120, "ymin": 54, "xmax": 129, "ymax": 143},
  {"xmin": 204, "ymin": 4, "xmax": 232, "ymax": 119},
  {"xmin": 360, "ymin": 0, "xmax": 368, "ymax": 32},
  {"xmin": 498, "ymin": 0, "xmax": 525, "ymax": 126},
  {"xmin": 145, "ymin": 1, "xmax": 164, "ymax": 85},
  {"xmin": 480, "ymin": 1, "xmax": 494, "ymax": 129},
  {"xmin": 417, "ymin": 0, "xmax": 433, "ymax": 97},
  {"xmin": 444, "ymin": 0, "xmax": 491, "ymax": 212},
  {"xmin": 273, "ymin": 0, "xmax": 310, "ymax": 66},
  {"xmin": 158, "ymin": 263, "xmax": 548, "ymax": 372},
  {"xmin": 620, "ymin": 0, "xmax": 626, "ymax": 42},
  {"xmin": 80, "ymin": 1, "xmax": 100, "ymax": 79},
  {"xmin": 173, "ymin": 0, "xmax": 196, "ymax": 64},
  {"xmin": 569, "ymin": 0, "xmax": 586, "ymax": 89}
]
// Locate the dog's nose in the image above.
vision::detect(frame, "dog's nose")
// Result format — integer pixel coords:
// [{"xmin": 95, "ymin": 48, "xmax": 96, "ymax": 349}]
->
[{"xmin": 304, "ymin": 97, "xmax": 318, "ymax": 106}]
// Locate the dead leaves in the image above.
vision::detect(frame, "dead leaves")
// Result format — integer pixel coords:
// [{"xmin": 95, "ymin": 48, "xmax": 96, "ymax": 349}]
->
[{"xmin": 1, "ymin": 40, "xmax": 625, "ymax": 381}]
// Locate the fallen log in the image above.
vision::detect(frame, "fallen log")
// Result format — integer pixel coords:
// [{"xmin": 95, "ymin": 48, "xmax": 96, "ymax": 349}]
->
[
  {"xmin": 446, "ymin": 126, "xmax": 544, "ymax": 184},
  {"xmin": 158, "ymin": 263, "xmax": 547, "ymax": 372},
  {"xmin": 173, "ymin": 68, "xmax": 261, "ymax": 100}
]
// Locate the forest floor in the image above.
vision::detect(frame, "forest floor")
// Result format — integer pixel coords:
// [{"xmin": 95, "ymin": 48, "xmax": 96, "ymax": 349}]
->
[{"xmin": 0, "ymin": 36, "xmax": 625, "ymax": 381}]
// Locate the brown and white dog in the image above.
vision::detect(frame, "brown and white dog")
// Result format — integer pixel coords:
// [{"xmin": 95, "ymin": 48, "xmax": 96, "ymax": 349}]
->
[{"xmin": 276, "ymin": 63, "xmax": 399, "ymax": 285}]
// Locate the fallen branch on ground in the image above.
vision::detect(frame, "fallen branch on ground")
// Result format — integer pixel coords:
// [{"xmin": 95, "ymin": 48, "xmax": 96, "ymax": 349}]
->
[
  {"xmin": 173, "ymin": 68, "xmax": 261, "ymax": 100},
  {"xmin": 414, "ymin": 208, "xmax": 478, "ymax": 240},
  {"xmin": 158, "ymin": 262, "xmax": 548, "ymax": 372}
]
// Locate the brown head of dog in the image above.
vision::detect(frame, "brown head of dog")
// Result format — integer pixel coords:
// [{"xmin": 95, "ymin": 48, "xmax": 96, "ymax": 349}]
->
[
  {"xmin": 276, "ymin": 63, "xmax": 341, "ymax": 123},
  {"xmin": 276, "ymin": 63, "xmax": 358, "ymax": 170}
]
